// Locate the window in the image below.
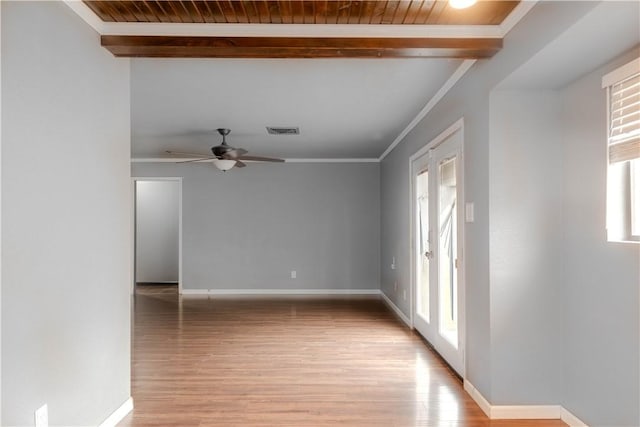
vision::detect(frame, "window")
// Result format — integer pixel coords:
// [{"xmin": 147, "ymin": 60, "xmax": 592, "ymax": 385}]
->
[{"xmin": 603, "ymin": 58, "xmax": 640, "ymax": 242}]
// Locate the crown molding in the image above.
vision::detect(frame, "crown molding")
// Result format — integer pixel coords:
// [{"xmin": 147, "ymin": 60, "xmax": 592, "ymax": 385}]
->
[
  {"xmin": 131, "ymin": 158, "xmax": 379, "ymax": 164},
  {"xmin": 500, "ymin": 1, "xmax": 539, "ymax": 37},
  {"xmin": 378, "ymin": 59, "xmax": 475, "ymax": 161}
]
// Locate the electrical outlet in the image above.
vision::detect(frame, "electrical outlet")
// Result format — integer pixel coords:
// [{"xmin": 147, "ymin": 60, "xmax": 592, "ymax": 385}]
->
[
  {"xmin": 290, "ymin": 270, "xmax": 297, "ymax": 279},
  {"xmin": 391, "ymin": 256, "xmax": 396, "ymax": 270},
  {"xmin": 403, "ymin": 290, "xmax": 407, "ymax": 300},
  {"xmin": 35, "ymin": 404, "xmax": 48, "ymax": 427}
]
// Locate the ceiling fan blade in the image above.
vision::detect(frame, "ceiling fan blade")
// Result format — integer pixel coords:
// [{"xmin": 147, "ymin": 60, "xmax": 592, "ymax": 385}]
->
[
  {"xmin": 237, "ymin": 155, "xmax": 285, "ymax": 163},
  {"xmin": 235, "ymin": 160, "xmax": 247, "ymax": 168},
  {"xmin": 175, "ymin": 157, "xmax": 217, "ymax": 163},
  {"xmin": 166, "ymin": 150, "xmax": 210, "ymax": 157},
  {"xmin": 222, "ymin": 148, "xmax": 249, "ymax": 159}
]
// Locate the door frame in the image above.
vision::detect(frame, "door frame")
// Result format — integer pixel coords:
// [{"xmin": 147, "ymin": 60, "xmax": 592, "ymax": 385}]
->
[
  {"xmin": 409, "ymin": 118, "xmax": 466, "ymax": 377},
  {"xmin": 132, "ymin": 177, "xmax": 184, "ymax": 295}
]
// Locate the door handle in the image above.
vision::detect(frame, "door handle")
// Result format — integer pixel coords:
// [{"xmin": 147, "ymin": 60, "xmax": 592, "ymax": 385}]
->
[{"xmin": 424, "ymin": 251, "xmax": 433, "ymax": 260}]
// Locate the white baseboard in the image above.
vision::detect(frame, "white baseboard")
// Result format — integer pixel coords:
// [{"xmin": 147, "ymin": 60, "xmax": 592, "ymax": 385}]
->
[
  {"xmin": 182, "ymin": 288, "xmax": 380, "ymax": 297},
  {"xmin": 561, "ymin": 407, "xmax": 589, "ymax": 427},
  {"xmin": 180, "ymin": 289, "xmax": 209, "ymax": 295},
  {"xmin": 492, "ymin": 405, "xmax": 560, "ymax": 419},
  {"xmin": 380, "ymin": 292, "xmax": 412, "ymax": 327},
  {"xmin": 464, "ymin": 381, "xmax": 590, "ymax": 426},
  {"xmin": 463, "ymin": 380, "xmax": 492, "ymax": 417},
  {"xmin": 98, "ymin": 397, "xmax": 133, "ymax": 427},
  {"xmin": 137, "ymin": 281, "xmax": 177, "ymax": 284}
]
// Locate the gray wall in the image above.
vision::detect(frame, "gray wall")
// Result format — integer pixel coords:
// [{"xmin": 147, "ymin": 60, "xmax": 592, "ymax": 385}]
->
[
  {"xmin": 1, "ymin": 3, "xmax": 4, "ymax": 421},
  {"xmin": 380, "ymin": 1, "xmax": 598, "ymax": 399},
  {"xmin": 488, "ymin": 90, "xmax": 564, "ymax": 404},
  {"xmin": 135, "ymin": 180, "xmax": 180, "ymax": 283},
  {"xmin": 561, "ymin": 49, "xmax": 640, "ymax": 427},
  {"xmin": 381, "ymin": 1, "xmax": 639, "ymax": 424},
  {"xmin": 133, "ymin": 162, "xmax": 380, "ymax": 292},
  {"xmin": 1, "ymin": 2, "xmax": 131, "ymax": 425}
]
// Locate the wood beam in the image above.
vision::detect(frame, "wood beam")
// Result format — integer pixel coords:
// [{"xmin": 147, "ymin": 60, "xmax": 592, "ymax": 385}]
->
[{"xmin": 100, "ymin": 35, "xmax": 502, "ymax": 59}]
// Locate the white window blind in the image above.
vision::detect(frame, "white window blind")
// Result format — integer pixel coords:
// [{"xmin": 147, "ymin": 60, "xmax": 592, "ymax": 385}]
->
[
  {"xmin": 604, "ymin": 60, "xmax": 640, "ymax": 164},
  {"xmin": 604, "ymin": 58, "xmax": 640, "ymax": 242}
]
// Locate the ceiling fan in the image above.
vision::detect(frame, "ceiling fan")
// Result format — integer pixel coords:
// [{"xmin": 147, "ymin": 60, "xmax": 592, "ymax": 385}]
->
[{"xmin": 166, "ymin": 128, "xmax": 285, "ymax": 171}]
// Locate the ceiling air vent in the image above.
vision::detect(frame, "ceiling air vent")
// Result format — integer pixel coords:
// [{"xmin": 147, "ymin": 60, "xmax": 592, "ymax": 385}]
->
[{"xmin": 266, "ymin": 127, "xmax": 300, "ymax": 135}]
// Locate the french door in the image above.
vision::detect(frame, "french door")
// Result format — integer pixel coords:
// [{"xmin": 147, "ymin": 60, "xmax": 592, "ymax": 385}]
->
[{"xmin": 411, "ymin": 126, "xmax": 464, "ymax": 375}]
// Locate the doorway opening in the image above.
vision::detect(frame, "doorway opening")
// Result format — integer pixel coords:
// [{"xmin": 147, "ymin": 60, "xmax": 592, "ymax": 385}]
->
[
  {"xmin": 410, "ymin": 119, "xmax": 465, "ymax": 377},
  {"xmin": 133, "ymin": 178, "xmax": 183, "ymax": 295}
]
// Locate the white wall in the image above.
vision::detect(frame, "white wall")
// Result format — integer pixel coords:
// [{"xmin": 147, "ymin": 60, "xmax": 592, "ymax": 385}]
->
[
  {"xmin": 1, "ymin": 2, "xmax": 131, "ymax": 425},
  {"xmin": 133, "ymin": 162, "xmax": 380, "ymax": 292},
  {"xmin": 135, "ymin": 180, "xmax": 180, "ymax": 283}
]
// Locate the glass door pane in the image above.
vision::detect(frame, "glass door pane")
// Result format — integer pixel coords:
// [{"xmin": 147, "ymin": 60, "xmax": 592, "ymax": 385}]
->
[
  {"xmin": 416, "ymin": 169, "xmax": 430, "ymax": 322},
  {"xmin": 438, "ymin": 156, "xmax": 458, "ymax": 347}
]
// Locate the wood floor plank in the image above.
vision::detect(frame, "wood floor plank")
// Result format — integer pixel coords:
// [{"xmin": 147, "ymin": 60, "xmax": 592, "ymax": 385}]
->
[{"xmin": 118, "ymin": 287, "xmax": 567, "ymax": 427}]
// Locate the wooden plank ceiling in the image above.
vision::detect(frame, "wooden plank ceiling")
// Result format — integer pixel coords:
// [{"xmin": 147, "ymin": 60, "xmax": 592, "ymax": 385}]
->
[
  {"xmin": 85, "ymin": 1, "xmax": 517, "ymax": 25},
  {"xmin": 85, "ymin": 1, "xmax": 518, "ymax": 59}
]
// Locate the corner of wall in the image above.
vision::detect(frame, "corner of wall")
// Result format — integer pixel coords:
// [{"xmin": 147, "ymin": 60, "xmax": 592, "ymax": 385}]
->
[{"xmin": 0, "ymin": 1, "xmax": 3, "ymax": 422}]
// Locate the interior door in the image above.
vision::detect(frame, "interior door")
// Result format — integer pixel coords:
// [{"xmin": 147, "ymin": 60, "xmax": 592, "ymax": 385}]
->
[{"xmin": 412, "ymin": 128, "xmax": 464, "ymax": 375}]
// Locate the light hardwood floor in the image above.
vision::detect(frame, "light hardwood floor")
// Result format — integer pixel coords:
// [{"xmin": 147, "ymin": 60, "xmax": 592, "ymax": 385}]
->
[{"xmin": 119, "ymin": 286, "xmax": 566, "ymax": 427}]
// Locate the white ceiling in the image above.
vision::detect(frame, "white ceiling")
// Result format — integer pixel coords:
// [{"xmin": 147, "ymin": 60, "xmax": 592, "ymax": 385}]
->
[{"xmin": 131, "ymin": 57, "xmax": 462, "ymax": 159}]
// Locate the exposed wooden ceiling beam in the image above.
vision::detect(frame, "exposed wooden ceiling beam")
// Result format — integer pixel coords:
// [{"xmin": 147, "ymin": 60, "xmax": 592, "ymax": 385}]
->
[{"xmin": 101, "ymin": 36, "xmax": 502, "ymax": 59}]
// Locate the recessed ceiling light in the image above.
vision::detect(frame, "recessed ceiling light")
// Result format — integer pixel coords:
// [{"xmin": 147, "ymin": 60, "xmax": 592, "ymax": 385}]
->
[{"xmin": 449, "ymin": 0, "xmax": 477, "ymax": 9}]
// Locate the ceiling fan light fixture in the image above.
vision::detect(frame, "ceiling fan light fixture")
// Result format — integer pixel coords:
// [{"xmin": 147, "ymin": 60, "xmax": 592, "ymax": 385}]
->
[
  {"xmin": 449, "ymin": 0, "xmax": 476, "ymax": 9},
  {"xmin": 212, "ymin": 158, "xmax": 236, "ymax": 172}
]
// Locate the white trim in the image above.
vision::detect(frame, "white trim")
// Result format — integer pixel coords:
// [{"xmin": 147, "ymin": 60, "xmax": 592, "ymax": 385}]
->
[
  {"xmin": 380, "ymin": 292, "xmax": 412, "ymax": 327},
  {"xmin": 132, "ymin": 157, "xmax": 379, "ymax": 164},
  {"xmin": 64, "ymin": 1, "xmax": 106, "ymax": 34},
  {"xmin": 491, "ymin": 405, "xmax": 560, "ymax": 420},
  {"xmin": 183, "ymin": 288, "xmax": 380, "ymax": 297},
  {"xmin": 560, "ymin": 407, "xmax": 590, "ymax": 427},
  {"xmin": 602, "ymin": 57, "xmax": 640, "ymax": 88},
  {"xmin": 0, "ymin": 2, "xmax": 3, "ymax": 420},
  {"xmin": 180, "ymin": 289, "xmax": 210, "ymax": 296},
  {"xmin": 62, "ymin": 12, "xmax": 503, "ymax": 39},
  {"xmin": 464, "ymin": 380, "xmax": 591, "ymax": 425},
  {"xmin": 463, "ymin": 380, "xmax": 492, "ymax": 417},
  {"xmin": 379, "ymin": 61, "xmax": 475, "ymax": 160},
  {"xmin": 409, "ymin": 119, "xmax": 465, "ymax": 164},
  {"xmin": 177, "ymin": 180, "xmax": 183, "ymax": 294},
  {"xmin": 132, "ymin": 158, "xmax": 190, "ymax": 163},
  {"xmin": 136, "ymin": 281, "xmax": 180, "ymax": 284},
  {"xmin": 499, "ymin": 0, "xmax": 538, "ymax": 37},
  {"xmin": 282, "ymin": 158, "xmax": 379, "ymax": 163},
  {"xmin": 97, "ymin": 397, "xmax": 133, "ymax": 427},
  {"xmin": 132, "ymin": 176, "xmax": 184, "ymax": 181}
]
